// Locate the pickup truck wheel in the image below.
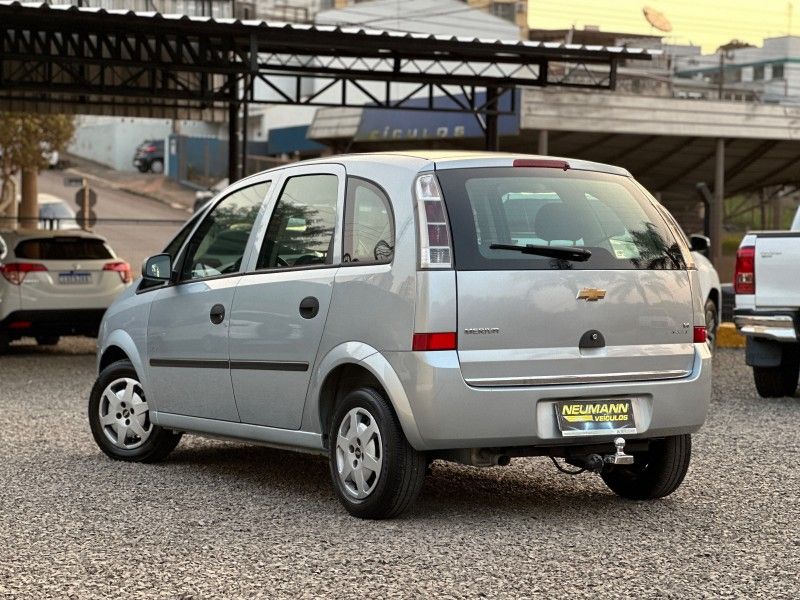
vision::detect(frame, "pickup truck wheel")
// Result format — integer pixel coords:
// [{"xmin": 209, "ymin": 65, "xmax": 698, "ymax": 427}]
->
[
  {"xmin": 601, "ymin": 435, "xmax": 691, "ymax": 500},
  {"xmin": 88, "ymin": 359, "xmax": 182, "ymax": 463},
  {"xmin": 328, "ymin": 387, "xmax": 426, "ymax": 519},
  {"xmin": 753, "ymin": 359, "xmax": 800, "ymax": 398}
]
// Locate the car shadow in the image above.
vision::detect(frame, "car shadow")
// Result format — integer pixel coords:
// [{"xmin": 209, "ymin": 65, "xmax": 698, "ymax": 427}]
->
[{"xmin": 161, "ymin": 441, "xmax": 628, "ymax": 519}]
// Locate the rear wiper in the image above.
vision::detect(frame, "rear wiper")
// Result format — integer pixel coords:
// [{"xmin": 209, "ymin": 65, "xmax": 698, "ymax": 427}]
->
[{"xmin": 489, "ymin": 243, "xmax": 592, "ymax": 262}]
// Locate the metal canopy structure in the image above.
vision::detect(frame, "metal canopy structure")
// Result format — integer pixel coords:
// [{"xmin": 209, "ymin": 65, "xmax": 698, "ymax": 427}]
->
[{"xmin": 0, "ymin": 1, "xmax": 656, "ymax": 180}]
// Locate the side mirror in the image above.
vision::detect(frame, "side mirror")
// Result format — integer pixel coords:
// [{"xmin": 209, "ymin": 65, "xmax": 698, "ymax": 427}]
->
[
  {"xmin": 142, "ymin": 253, "xmax": 173, "ymax": 282},
  {"xmin": 689, "ymin": 234, "xmax": 710, "ymax": 255}
]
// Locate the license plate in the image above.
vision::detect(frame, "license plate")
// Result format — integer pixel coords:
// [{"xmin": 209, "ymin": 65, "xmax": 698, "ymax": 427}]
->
[
  {"xmin": 554, "ymin": 399, "xmax": 637, "ymax": 437},
  {"xmin": 58, "ymin": 271, "xmax": 92, "ymax": 285}
]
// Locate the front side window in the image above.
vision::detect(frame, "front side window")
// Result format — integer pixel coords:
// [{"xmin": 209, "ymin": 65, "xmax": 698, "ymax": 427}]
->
[
  {"xmin": 436, "ymin": 167, "xmax": 685, "ymax": 271},
  {"xmin": 256, "ymin": 174, "xmax": 338, "ymax": 269},
  {"xmin": 181, "ymin": 182, "xmax": 269, "ymax": 281},
  {"xmin": 343, "ymin": 178, "xmax": 394, "ymax": 264}
]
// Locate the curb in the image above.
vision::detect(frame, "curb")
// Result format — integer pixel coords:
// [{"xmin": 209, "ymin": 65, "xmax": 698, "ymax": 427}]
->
[
  {"xmin": 64, "ymin": 167, "xmax": 192, "ymax": 214},
  {"xmin": 717, "ymin": 322, "xmax": 745, "ymax": 349}
]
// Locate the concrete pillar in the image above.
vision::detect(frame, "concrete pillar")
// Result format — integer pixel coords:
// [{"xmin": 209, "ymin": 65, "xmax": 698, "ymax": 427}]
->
[
  {"xmin": 19, "ymin": 168, "xmax": 38, "ymax": 229},
  {"xmin": 537, "ymin": 129, "xmax": 549, "ymax": 155},
  {"xmin": 711, "ymin": 138, "xmax": 725, "ymax": 266}
]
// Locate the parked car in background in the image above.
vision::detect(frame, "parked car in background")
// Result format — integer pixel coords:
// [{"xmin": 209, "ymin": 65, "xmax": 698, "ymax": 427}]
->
[
  {"xmin": 133, "ymin": 140, "xmax": 164, "ymax": 174},
  {"xmin": 37, "ymin": 193, "xmax": 80, "ymax": 230},
  {"xmin": 791, "ymin": 205, "xmax": 800, "ymax": 231},
  {"xmin": 0, "ymin": 230, "xmax": 131, "ymax": 351},
  {"xmin": 734, "ymin": 229, "xmax": 800, "ymax": 398},
  {"xmin": 90, "ymin": 152, "xmax": 712, "ymax": 519}
]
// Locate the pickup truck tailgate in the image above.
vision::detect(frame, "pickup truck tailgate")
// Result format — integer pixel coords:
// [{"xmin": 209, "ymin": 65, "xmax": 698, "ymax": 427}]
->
[{"xmin": 755, "ymin": 234, "xmax": 800, "ymax": 307}]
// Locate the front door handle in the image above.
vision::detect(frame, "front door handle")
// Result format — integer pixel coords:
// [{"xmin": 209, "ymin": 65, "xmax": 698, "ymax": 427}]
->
[
  {"xmin": 209, "ymin": 303, "xmax": 225, "ymax": 324},
  {"xmin": 299, "ymin": 296, "xmax": 320, "ymax": 319}
]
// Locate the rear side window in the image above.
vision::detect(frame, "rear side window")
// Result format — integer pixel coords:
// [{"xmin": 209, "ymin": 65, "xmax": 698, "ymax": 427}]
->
[
  {"xmin": 15, "ymin": 237, "xmax": 113, "ymax": 260},
  {"xmin": 436, "ymin": 167, "xmax": 686, "ymax": 271},
  {"xmin": 343, "ymin": 178, "xmax": 394, "ymax": 264},
  {"xmin": 256, "ymin": 174, "xmax": 338, "ymax": 269}
]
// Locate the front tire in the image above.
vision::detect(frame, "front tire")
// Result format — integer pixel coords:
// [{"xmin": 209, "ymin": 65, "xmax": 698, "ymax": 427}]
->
[
  {"xmin": 601, "ymin": 435, "xmax": 691, "ymax": 500},
  {"xmin": 88, "ymin": 359, "xmax": 181, "ymax": 462},
  {"xmin": 328, "ymin": 387, "xmax": 426, "ymax": 519}
]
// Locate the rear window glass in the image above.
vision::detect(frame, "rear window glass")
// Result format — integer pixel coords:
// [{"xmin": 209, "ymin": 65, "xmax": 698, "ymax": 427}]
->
[
  {"xmin": 436, "ymin": 167, "xmax": 686, "ymax": 271},
  {"xmin": 15, "ymin": 238, "xmax": 113, "ymax": 260}
]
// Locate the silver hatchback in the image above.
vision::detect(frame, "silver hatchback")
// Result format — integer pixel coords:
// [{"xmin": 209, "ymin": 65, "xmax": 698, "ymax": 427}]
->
[{"xmin": 89, "ymin": 152, "xmax": 712, "ymax": 518}]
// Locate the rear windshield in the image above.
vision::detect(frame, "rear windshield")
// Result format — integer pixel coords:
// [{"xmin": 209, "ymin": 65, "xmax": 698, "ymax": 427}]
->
[
  {"xmin": 15, "ymin": 238, "xmax": 113, "ymax": 260},
  {"xmin": 436, "ymin": 167, "xmax": 686, "ymax": 271}
]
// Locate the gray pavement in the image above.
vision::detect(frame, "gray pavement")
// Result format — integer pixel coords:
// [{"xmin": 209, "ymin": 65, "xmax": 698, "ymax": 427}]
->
[{"xmin": 0, "ymin": 344, "xmax": 797, "ymax": 599}]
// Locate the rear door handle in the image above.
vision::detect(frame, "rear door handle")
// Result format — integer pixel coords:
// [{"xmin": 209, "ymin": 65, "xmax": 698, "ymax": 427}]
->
[
  {"xmin": 299, "ymin": 296, "xmax": 319, "ymax": 319},
  {"xmin": 209, "ymin": 303, "xmax": 225, "ymax": 324}
]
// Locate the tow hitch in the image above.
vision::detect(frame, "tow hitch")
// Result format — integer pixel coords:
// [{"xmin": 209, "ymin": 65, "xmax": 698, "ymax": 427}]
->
[
  {"xmin": 605, "ymin": 437, "xmax": 634, "ymax": 466},
  {"xmin": 552, "ymin": 437, "xmax": 635, "ymax": 474}
]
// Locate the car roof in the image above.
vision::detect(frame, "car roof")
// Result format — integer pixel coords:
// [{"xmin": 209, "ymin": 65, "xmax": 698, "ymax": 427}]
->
[
  {"xmin": 37, "ymin": 193, "xmax": 66, "ymax": 205},
  {"xmin": 236, "ymin": 151, "xmax": 631, "ymax": 183}
]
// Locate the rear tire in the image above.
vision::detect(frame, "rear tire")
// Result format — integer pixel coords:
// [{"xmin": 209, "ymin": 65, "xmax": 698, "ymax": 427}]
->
[
  {"xmin": 601, "ymin": 435, "xmax": 691, "ymax": 500},
  {"xmin": 35, "ymin": 335, "xmax": 60, "ymax": 346},
  {"xmin": 328, "ymin": 387, "xmax": 426, "ymax": 519},
  {"xmin": 88, "ymin": 359, "xmax": 182, "ymax": 463},
  {"xmin": 753, "ymin": 358, "xmax": 800, "ymax": 398},
  {"xmin": 149, "ymin": 159, "xmax": 164, "ymax": 174},
  {"xmin": 0, "ymin": 332, "xmax": 9, "ymax": 354}
]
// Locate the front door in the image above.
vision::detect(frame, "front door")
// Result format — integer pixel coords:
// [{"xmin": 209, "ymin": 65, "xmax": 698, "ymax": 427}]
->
[
  {"xmin": 229, "ymin": 167, "xmax": 344, "ymax": 430},
  {"xmin": 146, "ymin": 180, "xmax": 271, "ymax": 421}
]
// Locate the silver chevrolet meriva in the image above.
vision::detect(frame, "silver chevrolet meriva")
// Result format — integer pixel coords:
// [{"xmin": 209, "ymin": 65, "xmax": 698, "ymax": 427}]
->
[{"xmin": 89, "ymin": 152, "xmax": 712, "ymax": 519}]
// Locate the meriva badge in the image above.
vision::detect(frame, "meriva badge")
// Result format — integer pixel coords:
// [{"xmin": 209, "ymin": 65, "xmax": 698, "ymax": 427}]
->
[{"xmin": 464, "ymin": 327, "xmax": 500, "ymax": 335}]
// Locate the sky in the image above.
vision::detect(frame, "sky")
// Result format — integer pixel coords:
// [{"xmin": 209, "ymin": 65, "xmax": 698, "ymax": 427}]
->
[{"xmin": 527, "ymin": 0, "xmax": 796, "ymax": 53}]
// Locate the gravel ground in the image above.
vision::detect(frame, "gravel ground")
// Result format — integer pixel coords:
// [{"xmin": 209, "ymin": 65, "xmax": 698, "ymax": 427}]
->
[{"xmin": 0, "ymin": 340, "xmax": 798, "ymax": 599}]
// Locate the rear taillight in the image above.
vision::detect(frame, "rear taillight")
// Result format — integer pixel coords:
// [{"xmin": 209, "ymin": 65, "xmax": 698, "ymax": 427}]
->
[
  {"xmin": 144, "ymin": 145, "xmax": 157, "ymax": 153},
  {"xmin": 512, "ymin": 159, "xmax": 569, "ymax": 170},
  {"xmin": 104, "ymin": 261, "xmax": 132, "ymax": 284},
  {"xmin": 0, "ymin": 262, "xmax": 47, "ymax": 285},
  {"xmin": 415, "ymin": 174, "xmax": 453, "ymax": 269},
  {"xmin": 693, "ymin": 326, "xmax": 707, "ymax": 344},
  {"xmin": 412, "ymin": 332, "xmax": 457, "ymax": 351},
  {"xmin": 734, "ymin": 246, "xmax": 755, "ymax": 294}
]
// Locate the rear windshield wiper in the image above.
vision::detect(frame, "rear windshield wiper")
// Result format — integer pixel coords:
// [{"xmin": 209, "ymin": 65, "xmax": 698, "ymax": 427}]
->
[{"xmin": 489, "ymin": 243, "xmax": 592, "ymax": 262}]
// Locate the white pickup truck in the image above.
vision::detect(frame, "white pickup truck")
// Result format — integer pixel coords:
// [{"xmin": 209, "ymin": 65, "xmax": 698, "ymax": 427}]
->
[{"xmin": 734, "ymin": 215, "xmax": 800, "ymax": 397}]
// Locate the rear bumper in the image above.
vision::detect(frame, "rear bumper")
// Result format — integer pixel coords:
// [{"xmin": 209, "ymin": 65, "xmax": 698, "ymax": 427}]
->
[
  {"xmin": 384, "ymin": 344, "xmax": 712, "ymax": 451},
  {"xmin": 734, "ymin": 308, "xmax": 799, "ymax": 342},
  {"xmin": 0, "ymin": 309, "xmax": 106, "ymax": 338}
]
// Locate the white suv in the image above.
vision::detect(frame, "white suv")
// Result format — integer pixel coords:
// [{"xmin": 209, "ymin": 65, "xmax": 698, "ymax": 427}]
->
[{"xmin": 0, "ymin": 229, "xmax": 132, "ymax": 350}]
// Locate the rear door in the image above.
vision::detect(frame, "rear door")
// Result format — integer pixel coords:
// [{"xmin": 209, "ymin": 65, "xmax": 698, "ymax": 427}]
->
[
  {"xmin": 436, "ymin": 166, "xmax": 696, "ymax": 387},
  {"xmin": 228, "ymin": 166, "xmax": 344, "ymax": 430}
]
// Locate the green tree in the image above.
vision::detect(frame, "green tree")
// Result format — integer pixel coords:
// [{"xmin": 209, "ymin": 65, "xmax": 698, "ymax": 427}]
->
[{"xmin": 0, "ymin": 113, "xmax": 75, "ymax": 225}]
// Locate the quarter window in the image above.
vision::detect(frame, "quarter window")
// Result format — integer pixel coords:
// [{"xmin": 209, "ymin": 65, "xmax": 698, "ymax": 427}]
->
[
  {"xmin": 343, "ymin": 178, "xmax": 394, "ymax": 264},
  {"xmin": 256, "ymin": 174, "xmax": 339, "ymax": 269},
  {"xmin": 180, "ymin": 182, "xmax": 270, "ymax": 281}
]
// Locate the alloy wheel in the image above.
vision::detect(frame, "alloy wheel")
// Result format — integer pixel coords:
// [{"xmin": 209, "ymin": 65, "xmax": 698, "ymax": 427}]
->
[
  {"xmin": 335, "ymin": 407, "xmax": 383, "ymax": 499},
  {"xmin": 98, "ymin": 377, "xmax": 152, "ymax": 450}
]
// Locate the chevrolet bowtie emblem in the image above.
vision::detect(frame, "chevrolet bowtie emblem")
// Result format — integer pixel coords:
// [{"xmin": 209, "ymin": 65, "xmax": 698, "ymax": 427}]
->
[{"xmin": 576, "ymin": 288, "xmax": 607, "ymax": 302}]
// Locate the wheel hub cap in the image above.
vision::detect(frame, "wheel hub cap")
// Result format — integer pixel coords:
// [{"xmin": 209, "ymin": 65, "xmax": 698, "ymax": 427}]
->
[
  {"xmin": 98, "ymin": 377, "xmax": 152, "ymax": 450},
  {"xmin": 335, "ymin": 407, "xmax": 383, "ymax": 499}
]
